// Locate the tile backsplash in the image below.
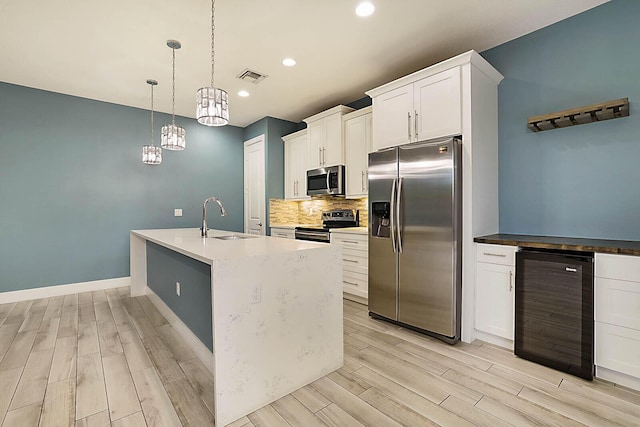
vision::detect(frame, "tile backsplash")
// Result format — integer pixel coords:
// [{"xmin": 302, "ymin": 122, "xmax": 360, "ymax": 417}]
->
[{"xmin": 270, "ymin": 198, "xmax": 368, "ymax": 227}]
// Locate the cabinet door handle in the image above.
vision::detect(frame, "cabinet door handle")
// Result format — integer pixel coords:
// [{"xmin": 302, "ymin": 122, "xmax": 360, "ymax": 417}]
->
[
  {"xmin": 361, "ymin": 171, "xmax": 365, "ymax": 191},
  {"xmin": 414, "ymin": 110, "xmax": 419, "ymax": 139},
  {"xmin": 509, "ymin": 271, "xmax": 513, "ymax": 291},
  {"xmin": 342, "ymin": 240, "xmax": 360, "ymax": 245},
  {"xmin": 483, "ymin": 252, "xmax": 506, "ymax": 257},
  {"xmin": 294, "ymin": 180, "xmax": 298, "ymax": 196},
  {"xmin": 407, "ymin": 112, "xmax": 412, "ymax": 140},
  {"xmin": 323, "ymin": 147, "xmax": 326, "ymax": 165},
  {"xmin": 343, "ymin": 280, "xmax": 359, "ymax": 286}
]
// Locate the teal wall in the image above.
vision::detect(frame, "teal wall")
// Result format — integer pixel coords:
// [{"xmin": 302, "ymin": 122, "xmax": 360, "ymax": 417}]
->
[
  {"xmin": 244, "ymin": 117, "xmax": 300, "ymax": 234},
  {"xmin": 482, "ymin": 0, "xmax": 640, "ymax": 240},
  {"xmin": 0, "ymin": 82, "xmax": 244, "ymax": 292},
  {"xmin": 146, "ymin": 241, "xmax": 212, "ymax": 351}
]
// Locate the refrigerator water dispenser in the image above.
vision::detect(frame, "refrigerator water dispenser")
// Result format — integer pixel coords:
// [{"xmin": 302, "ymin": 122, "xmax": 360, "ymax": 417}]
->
[{"xmin": 371, "ymin": 201, "xmax": 391, "ymax": 238}]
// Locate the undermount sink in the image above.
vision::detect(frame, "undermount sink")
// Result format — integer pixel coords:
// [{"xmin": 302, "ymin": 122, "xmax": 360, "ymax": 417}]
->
[{"xmin": 211, "ymin": 234, "xmax": 256, "ymax": 240}]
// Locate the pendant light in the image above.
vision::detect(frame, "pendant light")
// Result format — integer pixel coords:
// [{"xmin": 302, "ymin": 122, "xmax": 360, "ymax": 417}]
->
[
  {"xmin": 161, "ymin": 40, "xmax": 186, "ymax": 150},
  {"xmin": 142, "ymin": 79, "xmax": 162, "ymax": 165},
  {"xmin": 196, "ymin": 0, "xmax": 229, "ymax": 126}
]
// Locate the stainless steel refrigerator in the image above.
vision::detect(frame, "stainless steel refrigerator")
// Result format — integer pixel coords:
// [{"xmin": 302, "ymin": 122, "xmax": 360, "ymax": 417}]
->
[{"xmin": 368, "ymin": 136, "xmax": 462, "ymax": 343}]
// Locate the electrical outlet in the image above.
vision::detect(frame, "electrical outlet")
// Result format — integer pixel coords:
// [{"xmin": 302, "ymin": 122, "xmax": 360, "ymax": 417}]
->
[
  {"xmin": 174, "ymin": 209, "xmax": 183, "ymax": 217},
  {"xmin": 249, "ymin": 283, "xmax": 261, "ymax": 304},
  {"xmin": 176, "ymin": 282, "xmax": 181, "ymax": 296}
]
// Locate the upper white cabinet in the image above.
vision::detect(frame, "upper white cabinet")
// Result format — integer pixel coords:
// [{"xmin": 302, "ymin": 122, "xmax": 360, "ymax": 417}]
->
[
  {"xmin": 343, "ymin": 107, "xmax": 372, "ymax": 199},
  {"xmin": 283, "ymin": 129, "xmax": 309, "ymax": 200},
  {"xmin": 414, "ymin": 67, "xmax": 461, "ymax": 142},
  {"xmin": 304, "ymin": 105, "xmax": 354, "ymax": 168},
  {"xmin": 370, "ymin": 68, "xmax": 461, "ymax": 151},
  {"xmin": 370, "ymin": 85, "xmax": 413, "ymax": 150},
  {"xmin": 367, "ymin": 50, "xmax": 504, "ymax": 343}
]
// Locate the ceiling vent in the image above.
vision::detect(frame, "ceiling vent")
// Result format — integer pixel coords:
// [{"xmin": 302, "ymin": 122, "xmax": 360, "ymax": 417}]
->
[{"xmin": 236, "ymin": 68, "xmax": 268, "ymax": 84}]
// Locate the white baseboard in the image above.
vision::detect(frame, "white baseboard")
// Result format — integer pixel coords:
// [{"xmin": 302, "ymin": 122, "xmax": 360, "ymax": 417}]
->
[
  {"xmin": 596, "ymin": 366, "xmax": 640, "ymax": 392},
  {"xmin": 0, "ymin": 277, "xmax": 130, "ymax": 304},
  {"xmin": 473, "ymin": 329, "xmax": 514, "ymax": 350},
  {"xmin": 145, "ymin": 287, "xmax": 214, "ymax": 375}
]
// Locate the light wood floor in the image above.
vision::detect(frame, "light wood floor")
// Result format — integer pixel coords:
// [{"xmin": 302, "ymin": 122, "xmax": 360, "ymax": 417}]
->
[{"xmin": 1, "ymin": 289, "xmax": 639, "ymax": 426}]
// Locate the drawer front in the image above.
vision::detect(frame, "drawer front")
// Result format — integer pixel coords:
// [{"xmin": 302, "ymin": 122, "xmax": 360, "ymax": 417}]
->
[
  {"xmin": 343, "ymin": 247, "xmax": 368, "ymax": 260},
  {"xmin": 596, "ymin": 277, "xmax": 640, "ymax": 330},
  {"xmin": 331, "ymin": 233, "xmax": 368, "ymax": 248},
  {"xmin": 342, "ymin": 256, "xmax": 367, "ymax": 272},
  {"xmin": 344, "ymin": 263, "xmax": 367, "ymax": 276},
  {"xmin": 596, "ymin": 253, "xmax": 640, "ymax": 282},
  {"xmin": 596, "ymin": 322, "xmax": 640, "ymax": 378},
  {"xmin": 476, "ymin": 244, "xmax": 517, "ymax": 266},
  {"xmin": 270, "ymin": 228, "xmax": 295, "ymax": 239},
  {"xmin": 343, "ymin": 270, "xmax": 368, "ymax": 295}
]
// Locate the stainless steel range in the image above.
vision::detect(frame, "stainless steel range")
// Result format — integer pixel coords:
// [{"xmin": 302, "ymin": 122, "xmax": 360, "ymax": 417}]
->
[{"xmin": 295, "ymin": 209, "xmax": 359, "ymax": 243}]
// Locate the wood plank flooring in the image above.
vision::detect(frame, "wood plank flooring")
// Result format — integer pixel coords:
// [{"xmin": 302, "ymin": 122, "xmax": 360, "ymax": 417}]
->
[{"xmin": 0, "ymin": 290, "xmax": 638, "ymax": 426}]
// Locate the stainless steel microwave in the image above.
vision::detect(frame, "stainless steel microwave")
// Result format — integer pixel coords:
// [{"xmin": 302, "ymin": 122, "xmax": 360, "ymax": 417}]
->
[{"xmin": 306, "ymin": 165, "xmax": 345, "ymax": 196}]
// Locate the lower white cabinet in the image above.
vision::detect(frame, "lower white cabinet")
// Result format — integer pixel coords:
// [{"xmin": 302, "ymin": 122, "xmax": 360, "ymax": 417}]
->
[
  {"xmin": 595, "ymin": 253, "xmax": 640, "ymax": 386},
  {"xmin": 331, "ymin": 231, "xmax": 368, "ymax": 300},
  {"xmin": 474, "ymin": 244, "xmax": 517, "ymax": 341},
  {"xmin": 270, "ymin": 227, "xmax": 295, "ymax": 239}
]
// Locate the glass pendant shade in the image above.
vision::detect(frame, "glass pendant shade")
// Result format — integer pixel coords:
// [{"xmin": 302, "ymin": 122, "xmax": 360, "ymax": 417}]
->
[
  {"xmin": 161, "ymin": 124, "xmax": 186, "ymax": 150},
  {"xmin": 142, "ymin": 145, "xmax": 162, "ymax": 165},
  {"xmin": 196, "ymin": 86, "xmax": 229, "ymax": 126}
]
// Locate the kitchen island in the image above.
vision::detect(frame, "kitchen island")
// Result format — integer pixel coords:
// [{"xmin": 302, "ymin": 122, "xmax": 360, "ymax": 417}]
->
[{"xmin": 130, "ymin": 228, "xmax": 343, "ymax": 426}]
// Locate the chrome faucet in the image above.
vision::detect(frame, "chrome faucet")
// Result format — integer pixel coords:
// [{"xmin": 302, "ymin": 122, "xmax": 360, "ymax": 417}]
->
[{"xmin": 201, "ymin": 196, "xmax": 227, "ymax": 237}]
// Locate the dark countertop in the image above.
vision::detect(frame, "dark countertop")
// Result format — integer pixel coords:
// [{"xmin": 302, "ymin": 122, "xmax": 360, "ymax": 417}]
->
[{"xmin": 474, "ymin": 234, "xmax": 640, "ymax": 256}]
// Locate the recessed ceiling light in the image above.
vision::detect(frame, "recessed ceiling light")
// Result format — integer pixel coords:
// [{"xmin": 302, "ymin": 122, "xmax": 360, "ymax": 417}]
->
[
  {"xmin": 282, "ymin": 58, "xmax": 296, "ymax": 67},
  {"xmin": 355, "ymin": 2, "xmax": 375, "ymax": 17},
  {"xmin": 238, "ymin": 90, "xmax": 250, "ymax": 97}
]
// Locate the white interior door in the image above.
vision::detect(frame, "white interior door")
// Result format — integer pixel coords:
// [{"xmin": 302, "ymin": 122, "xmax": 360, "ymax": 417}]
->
[{"xmin": 244, "ymin": 135, "xmax": 266, "ymax": 235}]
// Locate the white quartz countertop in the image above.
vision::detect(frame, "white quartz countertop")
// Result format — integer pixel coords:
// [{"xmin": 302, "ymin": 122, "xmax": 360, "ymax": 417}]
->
[
  {"xmin": 331, "ymin": 227, "xmax": 368, "ymax": 235},
  {"xmin": 131, "ymin": 228, "xmax": 328, "ymax": 265}
]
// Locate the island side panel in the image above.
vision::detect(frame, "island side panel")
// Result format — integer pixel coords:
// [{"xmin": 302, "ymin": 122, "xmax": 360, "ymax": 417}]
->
[
  {"xmin": 146, "ymin": 241, "xmax": 214, "ymax": 352},
  {"xmin": 130, "ymin": 232, "xmax": 147, "ymax": 296},
  {"xmin": 211, "ymin": 245, "xmax": 343, "ymax": 426}
]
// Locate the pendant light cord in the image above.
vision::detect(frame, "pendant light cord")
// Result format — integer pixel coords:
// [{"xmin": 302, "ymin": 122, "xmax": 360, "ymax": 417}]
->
[
  {"xmin": 172, "ymin": 47, "xmax": 176, "ymax": 126},
  {"xmin": 150, "ymin": 83, "xmax": 155, "ymax": 146},
  {"xmin": 211, "ymin": 0, "xmax": 215, "ymax": 88}
]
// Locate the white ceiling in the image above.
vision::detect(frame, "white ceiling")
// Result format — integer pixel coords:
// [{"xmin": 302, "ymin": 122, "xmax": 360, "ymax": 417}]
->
[{"xmin": 0, "ymin": 0, "xmax": 608, "ymax": 128}]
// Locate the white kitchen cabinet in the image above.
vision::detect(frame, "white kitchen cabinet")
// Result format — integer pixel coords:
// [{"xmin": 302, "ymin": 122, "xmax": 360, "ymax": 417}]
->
[
  {"xmin": 370, "ymin": 85, "xmax": 414, "ymax": 150},
  {"xmin": 474, "ymin": 244, "xmax": 517, "ymax": 342},
  {"xmin": 304, "ymin": 105, "xmax": 354, "ymax": 169},
  {"xmin": 369, "ymin": 67, "xmax": 461, "ymax": 151},
  {"xmin": 343, "ymin": 107, "xmax": 372, "ymax": 199},
  {"xmin": 270, "ymin": 227, "xmax": 295, "ymax": 239},
  {"xmin": 594, "ymin": 253, "xmax": 640, "ymax": 389},
  {"xmin": 331, "ymin": 230, "xmax": 368, "ymax": 301},
  {"xmin": 414, "ymin": 67, "xmax": 461, "ymax": 141},
  {"xmin": 283, "ymin": 129, "xmax": 309, "ymax": 200}
]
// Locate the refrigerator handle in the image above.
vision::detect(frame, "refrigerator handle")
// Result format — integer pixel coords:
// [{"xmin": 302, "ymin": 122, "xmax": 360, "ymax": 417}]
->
[
  {"xmin": 396, "ymin": 177, "xmax": 403, "ymax": 253},
  {"xmin": 390, "ymin": 178, "xmax": 398, "ymax": 253}
]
